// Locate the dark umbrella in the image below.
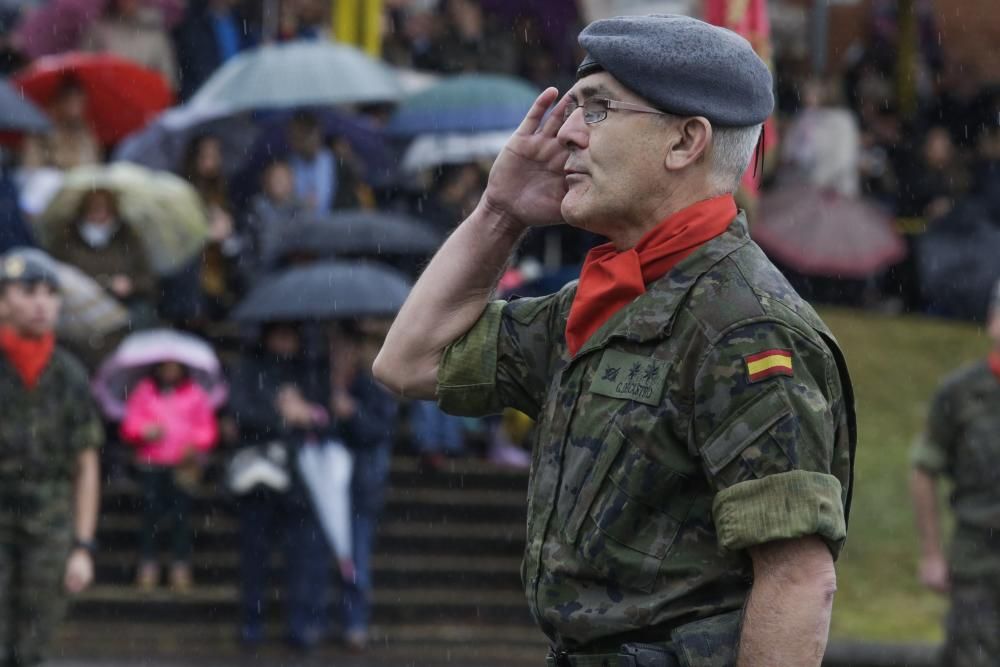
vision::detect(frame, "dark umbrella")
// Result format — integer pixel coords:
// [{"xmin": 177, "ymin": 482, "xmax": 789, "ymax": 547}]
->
[
  {"xmin": 754, "ymin": 186, "xmax": 906, "ymax": 278},
  {"xmin": 232, "ymin": 261, "xmax": 411, "ymax": 322},
  {"xmin": 269, "ymin": 210, "xmax": 442, "ymax": 265},
  {"xmin": 0, "ymin": 78, "xmax": 49, "ymax": 133},
  {"xmin": 917, "ymin": 199, "xmax": 1000, "ymax": 321}
]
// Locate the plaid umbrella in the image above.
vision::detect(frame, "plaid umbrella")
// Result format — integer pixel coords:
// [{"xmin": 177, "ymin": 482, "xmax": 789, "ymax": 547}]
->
[
  {"xmin": 6, "ymin": 246, "xmax": 127, "ymax": 343},
  {"xmin": 36, "ymin": 162, "xmax": 208, "ymax": 276}
]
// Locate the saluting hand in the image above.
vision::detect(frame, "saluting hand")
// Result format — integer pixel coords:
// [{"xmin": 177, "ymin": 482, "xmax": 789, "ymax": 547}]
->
[{"xmin": 481, "ymin": 87, "xmax": 571, "ymax": 229}]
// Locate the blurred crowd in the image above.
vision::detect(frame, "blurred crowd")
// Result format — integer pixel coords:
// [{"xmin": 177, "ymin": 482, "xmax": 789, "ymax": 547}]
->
[{"xmin": 0, "ymin": 0, "xmax": 998, "ymax": 661}]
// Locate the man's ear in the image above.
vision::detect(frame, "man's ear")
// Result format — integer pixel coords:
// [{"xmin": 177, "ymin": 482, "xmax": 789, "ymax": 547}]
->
[{"xmin": 664, "ymin": 117, "xmax": 712, "ymax": 172}]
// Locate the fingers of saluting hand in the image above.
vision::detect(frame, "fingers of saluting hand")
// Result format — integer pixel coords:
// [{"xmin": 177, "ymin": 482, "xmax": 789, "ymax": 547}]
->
[{"xmin": 515, "ymin": 87, "xmax": 561, "ymax": 136}]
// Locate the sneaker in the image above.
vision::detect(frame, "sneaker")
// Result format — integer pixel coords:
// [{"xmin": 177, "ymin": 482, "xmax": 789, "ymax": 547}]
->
[
  {"xmin": 135, "ymin": 561, "xmax": 159, "ymax": 591},
  {"xmin": 169, "ymin": 562, "xmax": 193, "ymax": 593},
  {"xmin": 344, "ymin": 628, "xmax": 368, "ymax": 653}
]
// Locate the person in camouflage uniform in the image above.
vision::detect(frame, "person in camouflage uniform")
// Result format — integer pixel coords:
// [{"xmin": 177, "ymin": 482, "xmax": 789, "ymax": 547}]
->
[
  {"xmin": 911, "ymin": 280, "xmax": 1000, "ymax": 667},
  {"xmin": 0, "ymin": 250, "xmax": 103, "ymax": 667},
  {"xmin": 375, "ymin": 15, "xmax": 855, "ymax": 667}
]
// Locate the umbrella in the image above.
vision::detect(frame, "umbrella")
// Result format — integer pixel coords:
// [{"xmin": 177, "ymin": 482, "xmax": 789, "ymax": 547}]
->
[
  {"xmin": 402, "ymin": 130, "xmax": 512, "ymax": 172},
  {"xmin": 115, "ymin": 105, "xmax": 396, "ymax": 189},
  {"xmin": 6, "ymin": 246, "xmax": 128, "ymax": 342},
  {"xmin": 92, "ymin": 328, "xmax": 228, "ymax": 420},
  {"xmin": 917, "ymin": 199, "xmax": 1000, "ymax": 321},
  {"xmin": 13, "ymin": 52, "xmax": 173, "ymax": 145},
  {"xmin": 387, "ymin": 74, "xmax": 538, "ymax": 136},
  {"xmin": 0, "ymin": 78, "xmax": 50, "ymax": 133},
  {"xmin": 185, "ymin": 40, "xmax": 403, "ymax": 117},
  {"xmin": 753, "ymin": 186, "xmax": 907, "ymax": 278},
  {"xmin": 297, "ymin": 440, "xmax": 353, "ymax": 564},
  {"xmin": 268, "ymin": 211, "xmax": 442, "ymax": 265},
  {"xmin": 36, "ymin": 162, "xmax": 209, "ymax": 276},
  {"xmin": 13, "ymin": 0, "xmax": 186, "ymax": 59},
  {"xmin": 232, "ymin": 260, "xmax": 411, "ymax": 322}
]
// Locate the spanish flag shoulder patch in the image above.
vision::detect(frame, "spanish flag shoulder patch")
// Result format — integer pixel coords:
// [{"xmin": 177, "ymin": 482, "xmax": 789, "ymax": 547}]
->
[{"xmin": 744, "ymin": 349, "xmax": 793, "ymax": 383}]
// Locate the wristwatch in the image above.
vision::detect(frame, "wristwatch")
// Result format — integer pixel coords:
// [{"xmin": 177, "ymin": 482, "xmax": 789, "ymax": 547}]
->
[{"xmin": 72, "ymin": 537, "xmax": 97, "ymax": 555}]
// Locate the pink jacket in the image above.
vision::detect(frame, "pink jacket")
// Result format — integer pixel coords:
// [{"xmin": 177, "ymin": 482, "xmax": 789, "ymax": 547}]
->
[{"xmin": 120, "ymin": 379, "xmax": 218, "ymax": 466}]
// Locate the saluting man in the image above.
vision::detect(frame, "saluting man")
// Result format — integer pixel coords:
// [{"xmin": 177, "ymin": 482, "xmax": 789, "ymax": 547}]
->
[{"xmin": 375, "ymin": 15, "xmax": 855, "ymax": 667}]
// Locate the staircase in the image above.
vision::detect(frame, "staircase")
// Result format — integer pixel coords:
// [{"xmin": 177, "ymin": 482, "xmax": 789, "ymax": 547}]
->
[{"xmin": 57, "ymin": 456, "xmax": 547, "ymax": 666}]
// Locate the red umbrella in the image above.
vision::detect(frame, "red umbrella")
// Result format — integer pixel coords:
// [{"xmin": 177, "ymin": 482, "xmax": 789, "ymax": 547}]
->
[
  {"xmin": 753, "ymin": 186, "xmax": 907, "ymax": 278},
  {"xmin": 13, "ymin": 53, "xmax": 173, "ymax": 146}
]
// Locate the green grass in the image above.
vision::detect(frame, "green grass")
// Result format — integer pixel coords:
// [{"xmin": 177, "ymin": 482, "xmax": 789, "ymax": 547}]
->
[{"xmin": 820, "ymin": 308, "xmax": 989, "ymax": 642}]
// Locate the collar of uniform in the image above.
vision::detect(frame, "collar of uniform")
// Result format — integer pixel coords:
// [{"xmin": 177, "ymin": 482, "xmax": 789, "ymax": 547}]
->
[{"xmin": 568, "ymin": 212, "xmax": 752, "ymax": 360}]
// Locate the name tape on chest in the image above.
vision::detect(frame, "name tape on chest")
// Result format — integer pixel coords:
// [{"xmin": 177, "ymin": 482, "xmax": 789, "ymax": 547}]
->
[
  {"xmin": 589, "ymin": 350, "xmax": 667, "ymax": 407},
  {"xmin": 745, "ymin": 349, "xmax": 793, "ymax": 383}
]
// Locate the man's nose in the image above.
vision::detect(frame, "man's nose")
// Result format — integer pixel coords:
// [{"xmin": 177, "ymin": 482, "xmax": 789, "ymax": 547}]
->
[{"xmin": 557, "ymin": 107, "xmax": 590, "ymax": 150}]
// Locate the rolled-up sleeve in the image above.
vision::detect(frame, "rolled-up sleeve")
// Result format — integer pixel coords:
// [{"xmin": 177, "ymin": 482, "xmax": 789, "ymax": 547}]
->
[
  {"xmin": 692, "ymin": 322, "xmax": 851, "ymax": 558},
  {"xmin": 910, "ymin": 386, "xmax": 954, "ymax": 475},
  {"xmin": 437, "ymin": 292, "xmax": 564, "ymax": 419}
]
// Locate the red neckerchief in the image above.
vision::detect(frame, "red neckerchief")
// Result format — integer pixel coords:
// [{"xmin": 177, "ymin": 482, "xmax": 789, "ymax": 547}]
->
[
  {"xmin": 564, "ymin": 195, "xmax": 737, "ymax": 356},
  {"xmin": 0, "ymin": 326, "xmax": 55, "ymax": 389},
  {"xmin": 989, "ymin": 350, "xmax": 1000, "ymax": 380}
]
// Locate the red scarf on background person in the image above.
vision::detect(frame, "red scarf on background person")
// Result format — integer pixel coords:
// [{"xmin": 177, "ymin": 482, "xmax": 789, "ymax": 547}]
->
[
  {"xmin": 0, "ymin": 326, "xmax": 55, "ymax": 389},
  {"xmin": 989, "ymin": 350, "xmax": 1000, "ymax": 380},
  {"xmin": 565, "ymin": 195, "xmax": 737, "ymax": 356}
]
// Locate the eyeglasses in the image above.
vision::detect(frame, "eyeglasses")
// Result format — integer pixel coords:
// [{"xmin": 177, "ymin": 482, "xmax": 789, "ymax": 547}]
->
[{"xmin": 562, "ymin": 97, "xmax": 668, "ymax": 125}]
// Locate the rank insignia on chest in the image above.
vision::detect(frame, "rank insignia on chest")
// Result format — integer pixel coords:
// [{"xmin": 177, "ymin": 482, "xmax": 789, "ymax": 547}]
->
[
  {"xmin": 745, "ymin": 349, "xmax": 793, "ymax": 383},
  {"xmin": 589, "ymin": 350, "xmax": 667, "ymax": 406}
]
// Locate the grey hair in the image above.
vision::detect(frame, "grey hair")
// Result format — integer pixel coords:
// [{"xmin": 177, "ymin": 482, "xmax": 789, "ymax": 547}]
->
[{"xmin": 708, "ymin": 124, "xmax": 762, "ymax": 194}]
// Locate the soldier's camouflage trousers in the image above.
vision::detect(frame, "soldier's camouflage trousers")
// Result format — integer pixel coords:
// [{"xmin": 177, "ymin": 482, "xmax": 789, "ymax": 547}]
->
[
  {"xmin": 0, "ymin": 535, "xmax": 71, "ymax": 667},
  {"xmin": 942, "ymin": 579, "xmax": 1000, "ymax": 667}
]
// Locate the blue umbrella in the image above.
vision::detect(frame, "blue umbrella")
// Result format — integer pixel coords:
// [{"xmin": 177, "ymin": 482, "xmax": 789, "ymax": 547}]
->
[
  {"xmin": 387, "ymin": 74, "xmax": 538, "ymax": 136},
  {"xmin": 115, "ymin": 106, "xmax": 396, "ymax": 191},
  {"xmin": 232, "ymin": 260, "xmax": 411, "ymax": 322},
  {"xmin": 0, "ymin": 78, "xmax": 49, "ymax": 133}
]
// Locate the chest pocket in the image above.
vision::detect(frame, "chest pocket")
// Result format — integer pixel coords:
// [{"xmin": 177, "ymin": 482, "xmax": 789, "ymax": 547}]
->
[
  {"xmin": 561, "ymin": 425, "xmax": 690, "ymax": 593},
  {"xmin": 956, "ymin": 397, "xmax": 1000, "ymax": 488}
]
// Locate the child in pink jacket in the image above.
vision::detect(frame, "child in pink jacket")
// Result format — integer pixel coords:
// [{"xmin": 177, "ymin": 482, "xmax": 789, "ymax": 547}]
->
[{"xmin": 120, "ymin": 361, "xmax": 218, "ymax": 592}]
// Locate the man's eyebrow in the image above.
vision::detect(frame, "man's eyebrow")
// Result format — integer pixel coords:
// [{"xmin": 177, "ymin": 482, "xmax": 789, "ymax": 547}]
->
[{"xmin": 571, "ymin": 84, "xmax": 613, "ymax": 101}]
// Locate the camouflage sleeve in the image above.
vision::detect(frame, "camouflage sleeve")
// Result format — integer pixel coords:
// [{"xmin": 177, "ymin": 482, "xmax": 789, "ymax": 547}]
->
[
  {"xmin": 691, "ymin": 321, "xmax": 849, "ymax": 558},
  {"xmin": 437, "ymin": 293, "xmax": 562, "ymax": 420},
  {"xmin": 910, "ymin": 382, "xmax": 955, "ymax": 475},
  {"xmin": 65, "ymin": 360, "xmax": 104, "ymax": 454}
]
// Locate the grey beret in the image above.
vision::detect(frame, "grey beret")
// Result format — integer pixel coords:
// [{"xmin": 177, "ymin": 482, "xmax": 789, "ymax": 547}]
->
[
  {"xmin": 577, "ymin": 14, "xmax": 774, "ymax": 127},
  {"xmin": 0, "ymin": 249, "xmax": 60, "ymax": 289}
]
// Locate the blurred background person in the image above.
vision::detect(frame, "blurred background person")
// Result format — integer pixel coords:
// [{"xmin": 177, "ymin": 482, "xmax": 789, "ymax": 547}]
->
[
  {"xmin": 227, "ymin": 322, "xmax": 331, "ymax": 651},
  {"xmin": 20, "ymin": 77, "xmax": 100, "ymax": 172},
  {"xmin": 81, "ymin": 0, "xmax": 178, "ymax": 91},
  {"xmin": 119, "ymin": 359, "xmax": 219, "ymax": 593},
  {"xmin": 0, "ymin": 249, "xmax": 102, "ymax": 667},
  {"xmin": 328, "ymin": 320, "xmax": 398, "ymax": 652},
  {"xmin": 910, "ymin": 280, "xmax": 1000, "ymax": 666},
  {"xmin": 48, "ymin": 188, "xmax": 157, "ymax": 332}
]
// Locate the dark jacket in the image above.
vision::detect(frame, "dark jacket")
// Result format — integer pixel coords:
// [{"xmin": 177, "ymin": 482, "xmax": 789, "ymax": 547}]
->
[
  {"xmin": 339, "ymin": 370, "xmax": 398, "ymax": 452},
  {"xmin": 49, "ymin": 221, "xmax": 156, "ymax": 304},
  {"xmin": 228, "ymin": 349, "xmax": 330, "ymax": 447},
  {"xmin": 172, "ymin": 6, "xmax": 257, "ymax": 101}
]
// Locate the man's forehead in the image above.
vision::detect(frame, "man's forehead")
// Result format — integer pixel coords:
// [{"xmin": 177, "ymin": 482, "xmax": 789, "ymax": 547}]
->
[{"xmin": 567, "ymin": 73, "xmax": 628, "ymax": 100}]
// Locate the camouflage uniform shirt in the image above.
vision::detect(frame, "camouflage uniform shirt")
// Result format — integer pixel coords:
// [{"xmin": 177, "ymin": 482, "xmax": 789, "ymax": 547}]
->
[
  {"xmin": 0, "ymin": 347, "xmax": 104, "ymax": 541},
  {"xmin": 912, "ymin": 360, "xmax": 1000, "ymax": 580},
  {"xmin": 437, "ymin": 214, "xmax": 856, "ymax": 662}
]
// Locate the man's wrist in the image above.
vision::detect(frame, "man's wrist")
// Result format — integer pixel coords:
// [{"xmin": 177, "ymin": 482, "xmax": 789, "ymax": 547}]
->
[
  {"xmin": 72, "ymin": 537, "xmax": 97, "ymax": 555},
  {"xmin": 474, "ymin": 198, "xmax": 529, "ymax": 239}
]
